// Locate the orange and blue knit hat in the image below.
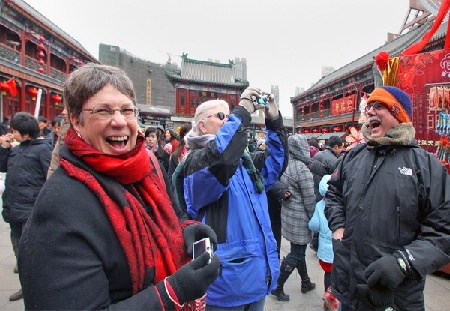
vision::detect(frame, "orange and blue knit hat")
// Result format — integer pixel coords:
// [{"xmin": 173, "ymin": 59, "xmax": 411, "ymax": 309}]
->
[{"xmin": 367, "ymin": 86, "xmax": 412, "ymax": 123}]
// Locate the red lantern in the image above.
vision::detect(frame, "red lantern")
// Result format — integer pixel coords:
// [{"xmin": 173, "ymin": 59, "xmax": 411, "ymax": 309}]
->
[
  {"xmin": 51, "ymin": 94, "xmax": 62, "ymax": 103},
  {"xmin": 312, "ymin": 129, "xmax": 319, "ymax": 133},
  {"xmin": 37, "ymin": 44, "xmax": 45, "ymax": 50},
  {"xmin": 27, "ymin": 88, "xmax": 39, "ymax": 99},
  {"xmin": 38, "ymin": 67, "xmax": 44, "ymax": 73},
  {"xmin": 39, "ymin": 36, "xmax": 45, "ymax": 42},
  {"xmin": 334, "ymin": 127, "xmax": 342, "ymax": 132},
  {"xmin": 38, "ymin": 51, "xmax": 45, "ymax": 58},
  {"xmin": 304, "ymin": 130, "xmax": 311, "ymax": 133},
  {"xmin": 322, "ymin": 128, "xmax": 330, "ymax": 133},
  {"xmin": 38, "ymin": 59, "xmax": 45, "ymax": 65},
  {"xmin": 0, "ymin": 82, "xmax": 10, "ymax": 93}
]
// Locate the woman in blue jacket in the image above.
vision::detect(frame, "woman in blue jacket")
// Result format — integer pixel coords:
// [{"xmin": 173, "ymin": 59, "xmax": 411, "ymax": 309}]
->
[{"xmin": 182, "ymin": 88, "xmax": 288, "ymax": 310}]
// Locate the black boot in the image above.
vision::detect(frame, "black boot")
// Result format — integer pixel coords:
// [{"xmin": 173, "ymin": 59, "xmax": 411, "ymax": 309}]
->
[
  {"xmin": 271, "ymin": 258, "xmax": 294, "ymax": 301},
  {"xmin": 297, "ymin": 257, "xmax": 316, "ymax": 293}
]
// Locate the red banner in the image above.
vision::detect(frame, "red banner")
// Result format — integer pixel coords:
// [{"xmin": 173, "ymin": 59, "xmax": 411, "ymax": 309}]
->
[
  {"xmin": 331, "ymin": 94, "xmax": 356, "ymax": 115},
  {"xmin": 396, "ymin": 49, "xmax": 450, "ymax": 151}
]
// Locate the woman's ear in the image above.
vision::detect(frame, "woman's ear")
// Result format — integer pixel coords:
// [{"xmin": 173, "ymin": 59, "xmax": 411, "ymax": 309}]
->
[
  {"xmin": 198, "ymin": 120, "xmax": 206, "ymax": 135},
  {"xmin": 70, "ymin": 113, "xmax": 81, "ymax": 133}
]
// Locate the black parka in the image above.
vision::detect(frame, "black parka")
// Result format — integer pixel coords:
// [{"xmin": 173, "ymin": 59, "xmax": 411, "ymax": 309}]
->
[
  {"xmin": 326, "ymin": 142, "xmax": 450, "ymax": 311},
  {"xmin": 0, "ymin": 139, "xmax": 52, "ymax": 223},
  {"xmin": 310, "ymin": 147, "xmax": 340, "ymax": 202}
]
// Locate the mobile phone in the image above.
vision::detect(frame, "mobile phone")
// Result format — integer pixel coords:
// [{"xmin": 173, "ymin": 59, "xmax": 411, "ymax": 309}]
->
[{"xmin": 193, "ymin": 237, "xmax": 213, "ymax": 263}]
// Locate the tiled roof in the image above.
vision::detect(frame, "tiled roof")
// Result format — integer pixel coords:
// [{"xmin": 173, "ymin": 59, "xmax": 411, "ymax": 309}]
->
[
  {"xmin": 298, "ymin": 23, "xmax": 434, "ymax": 97},
  {"xmin": 166, "ymin": 57, "xmax": 247, "ymax": 86},
  {"xmin": 182, "ymin": 58, "xmax": 235, "ymax": 84},
  {"xmin": 10, "ymin": 0, "xmax": 95, "ymax": 59}
]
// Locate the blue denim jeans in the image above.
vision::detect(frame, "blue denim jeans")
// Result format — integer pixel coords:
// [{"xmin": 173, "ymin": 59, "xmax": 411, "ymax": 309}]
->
[{"xmin": 206, "ymin": 297, "xmax": 265, "ymax": 311}]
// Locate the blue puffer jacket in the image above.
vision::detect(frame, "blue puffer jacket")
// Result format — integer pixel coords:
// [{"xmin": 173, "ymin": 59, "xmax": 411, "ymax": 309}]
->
[
  {"xmin": 308, "ymin": 175, "xmax": 333, "ymax": 263},
  {"xmin": 182, "ymin": 106, "xmax": 288, "ymax": 307}
]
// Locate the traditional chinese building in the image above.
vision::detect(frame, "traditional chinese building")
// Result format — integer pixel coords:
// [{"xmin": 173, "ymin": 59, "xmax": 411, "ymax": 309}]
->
[
  {"xmin": 0, "ymin": 0, "xmax": 96, "ymax": 120},
  {"xmin": 165, "ymin": 54, "xmax": 250, "ymax": 129},
  {"xmin": 98, "ymin": 43, "xmax": 178, "ymax": 129},
  {"xmin": 291, "ymin": 2, "xmax": 445, "ymax": 142}
]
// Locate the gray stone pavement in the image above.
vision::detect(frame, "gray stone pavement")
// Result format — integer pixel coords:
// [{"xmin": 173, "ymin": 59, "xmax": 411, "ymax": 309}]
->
[{"xmin": 0, "ymin": 214, "xmax": 449, "ymax": 310}]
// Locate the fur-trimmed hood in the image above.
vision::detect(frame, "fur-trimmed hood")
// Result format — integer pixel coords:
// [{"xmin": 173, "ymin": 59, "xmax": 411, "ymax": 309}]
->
[{"xmin": 362, "ymin": 122, "xmax": 416, "ymax": 149}]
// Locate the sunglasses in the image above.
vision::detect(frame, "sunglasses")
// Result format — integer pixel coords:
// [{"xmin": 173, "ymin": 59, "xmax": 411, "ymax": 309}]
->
[
  {"xmin": 365, "ymin": 101, "xmax": 387, "ymax": 112},
  {"xmin": 205, "ymin": 112, "xmax": 229, "ymax": 120}
]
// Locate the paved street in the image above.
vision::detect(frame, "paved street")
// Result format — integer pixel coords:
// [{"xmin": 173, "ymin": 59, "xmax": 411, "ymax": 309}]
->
[{"xmin": 1, "ymin": 212, "xmax": 449, "ymax": 310}]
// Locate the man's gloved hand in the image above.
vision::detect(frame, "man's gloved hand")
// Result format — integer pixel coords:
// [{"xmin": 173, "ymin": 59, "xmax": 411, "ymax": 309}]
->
[
  {"xmin": 239, "ymin": 87, "xmax": 266, "ymax": 114},
  {"xmin": 265, "ymin": 94, "xmax": 279, "ymax": 120},
  {"xmin": 368, "ymin": 287, "xmax": 395, "ymax": 308},
  {"xmin": 166, "ymin": 252, "xmax": 220, "ymax": 304},
  {"xmin": 183, "ymin": 223, "xmax": 217, "ymax": 257},
  {"xmin": 364, "ymin": 254, "xmax": 407, "ymax": 291}
]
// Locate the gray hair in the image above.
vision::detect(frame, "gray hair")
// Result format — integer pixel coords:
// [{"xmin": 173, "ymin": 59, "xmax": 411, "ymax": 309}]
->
[{"xmin": 64, "ymin": 63, "xmax": 136, "ymax": 122}]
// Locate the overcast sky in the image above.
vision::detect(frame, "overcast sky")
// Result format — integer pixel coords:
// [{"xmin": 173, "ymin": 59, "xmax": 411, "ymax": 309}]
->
[{"xmin": 24, "ymin": 0, "xmax": 412, "ymax": 117}]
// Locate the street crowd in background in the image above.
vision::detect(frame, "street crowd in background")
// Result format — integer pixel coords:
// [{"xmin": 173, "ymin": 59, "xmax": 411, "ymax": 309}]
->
[{"xmin": 0, "ymin": 64, "xmax": 449, "ymax": 311}]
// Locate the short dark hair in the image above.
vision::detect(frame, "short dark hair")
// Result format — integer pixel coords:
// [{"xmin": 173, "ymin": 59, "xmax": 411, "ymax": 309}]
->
[
  {"xmin": 51, "ymin": 115, "xmax": 64, "ymax": 127},
  {"xmin": 10, "ymin": 112, "xmax": 40, "ymax": 139},
  {"xmin": 144, "ymin": 127, "xmax": 157, "ymax": 137},
  {"xmin": 327, "ymin": 136, "xmax": 343, "ymax": 148},
  {"xmin": 37, "ymin": 116, "xmax": 48, "ymax": 123}
]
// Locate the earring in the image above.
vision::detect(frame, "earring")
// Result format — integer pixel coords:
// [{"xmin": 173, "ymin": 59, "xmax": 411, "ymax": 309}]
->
[{"xmin": 76, "ymin": 131, "xmax": 82, "ymax": 138}]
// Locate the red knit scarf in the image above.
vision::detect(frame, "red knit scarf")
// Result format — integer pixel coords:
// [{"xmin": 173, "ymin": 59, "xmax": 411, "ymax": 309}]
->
[{"xmin": 60, "ymin": 128, "xmax": 188, "ymax": 294}]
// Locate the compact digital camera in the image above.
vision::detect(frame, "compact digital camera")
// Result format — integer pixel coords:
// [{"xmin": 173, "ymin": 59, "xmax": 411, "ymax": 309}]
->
[{"xmin": 251, "ymin": 92, "xmax": 270, "ymax": 106}]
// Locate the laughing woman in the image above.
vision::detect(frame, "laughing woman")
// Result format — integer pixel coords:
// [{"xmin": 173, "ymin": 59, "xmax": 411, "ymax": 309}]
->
[{"xmin": 19, "ymin": 64, "xmax": 220, "ymax": 310}]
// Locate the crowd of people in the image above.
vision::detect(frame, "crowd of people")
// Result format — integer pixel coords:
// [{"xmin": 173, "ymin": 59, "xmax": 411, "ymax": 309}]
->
[{"xmin": 0, "ymin": 63, "xmax": 449, "ymax": 311}]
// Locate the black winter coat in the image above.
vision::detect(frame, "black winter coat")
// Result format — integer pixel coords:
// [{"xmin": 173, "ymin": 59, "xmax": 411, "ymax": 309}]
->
[
  {"xmin": 326, "ymin": 143, "xmax": 450, "ymax": 311},
  {"xmin": 310, "ymin": 147, "xmax": 339, "ymax": 202},
  {"xmin": 19, "ymin": 146, "xmax": 187, "ymax": 310},
  {"xmin": 0, "ymin": 139, "xmax": 52, "ymax": 223}
]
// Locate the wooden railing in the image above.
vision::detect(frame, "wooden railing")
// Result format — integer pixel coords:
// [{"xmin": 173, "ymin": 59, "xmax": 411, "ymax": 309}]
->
[{"xmin": 0, "ymin": 43, "xmax": 20, "ymax": 63}]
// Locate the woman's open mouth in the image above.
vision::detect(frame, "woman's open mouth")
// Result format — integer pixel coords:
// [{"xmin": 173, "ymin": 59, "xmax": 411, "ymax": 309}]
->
[{"xmin": 106, "ymin": 136, "xmax": 129, "ymax": 149}]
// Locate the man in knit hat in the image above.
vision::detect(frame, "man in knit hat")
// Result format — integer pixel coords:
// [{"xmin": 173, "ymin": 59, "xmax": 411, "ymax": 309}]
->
[{"xmin": 326, "ymin": 86, "xmax": 450, "ymax": 311}]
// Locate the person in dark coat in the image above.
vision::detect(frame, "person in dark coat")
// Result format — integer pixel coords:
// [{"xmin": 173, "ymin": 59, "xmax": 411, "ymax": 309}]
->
[
  {"xmin": 37, "ymin": 116, "xmax": 52, "ymax": 137},
  {"xmin": 310, "ymin": 136, "xmax": 343, "ymax": 202},
  {"xmin": 0, "ymin": 112, "xmax": 52, "ymax": 301},
  {"xmin": 326, "ymin": 86, "xmax": 450, "ymax": 311},
  {"xmin": 0, "ymin": 117, "xmax": 10, "ymax": 135},
  {"xmin": 144, "ymin": 126, "xmax": 170, "ymax": 173},
  {"xmin": 309, "ymin": 135, "xmax": 343, "ymax": 253},
  {"xmin": 18, "ymin": 63, "xmax": 220, "ymax": 310},
  {"xmin": 45, "ymin": 115, "xmax": 64, "ymax": 149}
]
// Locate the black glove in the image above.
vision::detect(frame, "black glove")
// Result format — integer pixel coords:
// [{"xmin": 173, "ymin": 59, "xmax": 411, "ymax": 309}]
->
[
  {"xmin": 368, "ymin": 287, "xmax": 395, "ymax": 308},
  {"xmin": 357, "ymin": 284, "xmax": 395, "ymax": 309},
  {"xmin": 164, "ymin": 252, "xmax": 220, "ymax": 304},
  {"xmin": 183, "ymin": 223, "xmax": 217, "ymax": 257},
  {"xmin": 364, "ymin": 254, "xmax": 407, "ymax": 291}
]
